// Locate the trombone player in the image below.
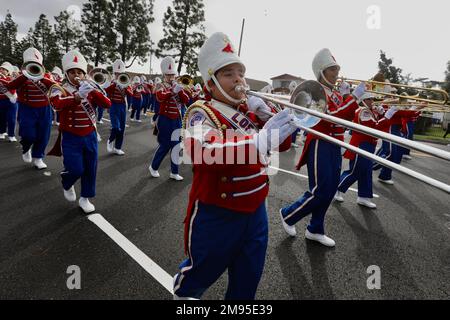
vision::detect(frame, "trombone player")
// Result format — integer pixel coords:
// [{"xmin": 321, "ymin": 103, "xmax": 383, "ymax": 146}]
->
[
  {"xmin": 3, "ymin": 47, "xmax": 55, "ymax": 169},
  {"xmin": 279, "ymin": 48, "xmax": 365, "ymax": 247},
  {"xmin": 334, "ymin": 93, "xmax": 398, "ymax": 208},
  {"xmin": 105, "ymin": 59, "xmax": 132, "ymax": 155}
]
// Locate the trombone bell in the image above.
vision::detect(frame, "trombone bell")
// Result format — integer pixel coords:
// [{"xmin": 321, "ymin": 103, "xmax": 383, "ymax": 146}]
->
[{"xmin": 290, "ymin": 80, "xmax": 327, "ymax": 128}]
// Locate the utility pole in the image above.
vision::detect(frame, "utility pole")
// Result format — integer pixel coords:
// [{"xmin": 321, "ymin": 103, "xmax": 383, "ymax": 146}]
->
[{"xmin": 238, "ymin": 18, "xmax": 245, "ymax": 57}]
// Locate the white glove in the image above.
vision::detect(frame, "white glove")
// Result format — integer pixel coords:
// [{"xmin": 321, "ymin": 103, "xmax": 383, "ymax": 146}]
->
[
  {"xmin": 247, "ymin": 96, "xmax": 272, "ymax": 121},
  {"xmin": 78, "ymin": 81, "xmax": 96, "ymax": 99},
  {"xmin": 172, "ymin": 83, "xmax": 184, "ymax": 94},
  {"xmin": 338, "ymin": 81, "xmax": 351, "ymax": 96},
  {"xmin": 253, "ymin": 109, "xmax": 296, "ymax": 154},
  {"xmin": 7, "ymin": 92, "xmax": 17, "ymax": 104},
  {"xmin": 352, "ymin": 82, "xmax": 366, "ymax": 100},
  {"xmin": 384, "ymin": 106, "xmax": 398, "ymax": 119},
  {"xmin": 374, "ymin": 105, "xmax": 385, "ymax": 115}
]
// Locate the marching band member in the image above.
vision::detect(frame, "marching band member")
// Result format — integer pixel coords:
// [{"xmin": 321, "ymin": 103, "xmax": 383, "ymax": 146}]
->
[
  {"xmin": 130, "ymin": 76, "xmax": 143, "ymax": 122},
  {"xmin": 376, "ymin": 93, "xmax": 420, "ymax": 185},
  {"xmin": 173, "ymin": 32, "xmax": 295, "ymax": 300},
  {"xmin": 279, "ymin": 48, "xmax": 365, "ymax": 247},
  {"xmin": 140, "ymin": 75, "xmax": 150, "ymax": 116},
  {"xmin": 105, "ymin": 59, "xmax": 132, "ymax": 156},
  {"xmin": 3, "ymin": 48, "xmax": 55, "ymax": 169},
  {"xmin": 51, "ymin": 66, "xmax": 64, "ymax": 126},
  {"xmin": 51, "ymin": 66, "xmax": 64, "ymax": 83},
  {"xmin": 401, "ymin": 99, "xmax": 423, "ymax": 160},
  {"xmin": 334, "ymin": 93, "xmax": 397, "ymax": 208},
  {"xmin": 0, "ymin": 62, "xmax": 18, "ymax": 142},
  {"xmin": 148, "ymin": 57, "xmax": 189, "ymax": 181},
  {"xmin": 48, "ymin": 50, "xmax": 111, "ymax": 213},
  {"xmin": 151, "ymin": 77, "xmax": 162, "ymax": 124}
]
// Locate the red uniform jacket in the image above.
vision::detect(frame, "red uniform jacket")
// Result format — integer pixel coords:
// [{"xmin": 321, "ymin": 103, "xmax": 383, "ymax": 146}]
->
[
  {"xmin": 4, "ymin": 73, "xmax": 55, "ymax": 107},
  {"xmin": 105, "ymin": 82, "xmax": 132, "ymax": 104},
  {"xmin": 0, "ymin": 75, "xmax": 16, "ymax": 100},
  {"xmin": 50, "ymin": 83, "xmax": 111, "ymax": 136},
  {"xmin": 183, "ymin": 99, "xmax": 291, "ymax": 253},
  {"xmin": 156, "ymin": 82, "xmax": 190, "ymax": 119},
  {"xmin": 296, "ymin": 86, "xmax": 359, "ymax": 169},
  {"xmin": 343, "ymin": 107, "xmax": 391, "ymax": 160}
]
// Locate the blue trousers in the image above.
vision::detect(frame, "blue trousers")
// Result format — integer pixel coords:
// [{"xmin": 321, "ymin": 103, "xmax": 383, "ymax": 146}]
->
[
  {"xmin": 61, "ymin": 131, "xmax": 98, "ymax": 198},
  {"xmin": 130, "ymin": 97, "xmax": 142, "ymax": 120},
  {"xmin": 0, "ymin": 99, "xmax": 18, "ymax": 137},
  {"xmin": 152, "ymin": 100, "xmax": 160, "ymax": 122},
  {"xmin": 338, "ymin": 142, "xmax": 376, "ymax": 198},
  {"xmin": 174, "ymin": 201, "xmax": 268, "ymax": 300},
  {"xmin": 18, "ymin": 103, "xmax": 52, "ymax": 159},
  {"xmin": 151, "ymin": 115, "xmax": 181, "ymax": 174},
  {"xmin": 142, "ymin": 94, "xmax": 149, "ymax": 114},
  {"xmin": 97, "ymin": 107, "xmax": 104, "ymax": 122},
  {"xmin": 378, "ymin": 125, "xmax": 404, "ymax": 181},
  {"xmin": 281, "ymin": 139, "xmax": 342, "ymax": 235},
  {"xmin": 108, "ymin": 103, "xmax": 126, "ymax": 149},
  {"xmin": 404, "ymin": 121, "xmax": 414, "ymax": 156}
]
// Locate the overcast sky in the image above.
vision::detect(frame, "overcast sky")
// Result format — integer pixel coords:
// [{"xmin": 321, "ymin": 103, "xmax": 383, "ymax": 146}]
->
[{"xmin": 1, "ymin": 0, "xmax": 449, "ymax": 83}]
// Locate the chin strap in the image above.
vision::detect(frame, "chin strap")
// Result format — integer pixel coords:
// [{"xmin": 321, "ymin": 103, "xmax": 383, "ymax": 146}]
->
[
  {"xmin": 211, "ymin": 74, "xmax": 245, "ymax": 105},
  {"xmin": 320, "ymin": 70, "xmax": 335, "ymax": 89}
]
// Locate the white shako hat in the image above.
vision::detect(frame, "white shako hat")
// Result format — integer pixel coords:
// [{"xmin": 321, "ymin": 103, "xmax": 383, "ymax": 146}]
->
[
  {"xmin": 113, "ymin": 59, "xmax": 126, "ymax": 73},
  {"xmin": 312, "ymin": 48, "xmax": 340, "ymax": 81},
  {"xmin": 62, "ymin": 50, "xmax": 88, "ymax": 74},
  {"xmin": 160, "ymin": 56, "xmax": 176, "ymax": 75},
  {"xmin": 23, "ymin": 47, "xmax": 43, "ymax": 65}
]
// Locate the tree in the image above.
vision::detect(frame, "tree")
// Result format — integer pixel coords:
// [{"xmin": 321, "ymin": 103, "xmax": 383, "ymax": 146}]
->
[
  {"xmin": 156, "ymin": 0, "xmax": 206, "ymax": 75},
  {"xmin": 378, "ymin": 50, "xmax": 405, "ymax": 86},
  {"xmin": 54, "ymin": 10, "xmax": 83, "ymax": 54},
  {"xmin": 443, "ymin": 61, "xmax": 450, "ymax": 95},
  {"xmin": 110, "ymin": 0, "xmax": 154, "ymax": 68},
  {"xmin": 29, "ymin": 14, "xmax": 61, "ymax": 69},
  {"xmin": 0, "ymin": 12, "xmax": 19, "ymax": 65},
  {"xmin": 81, "ymin": 0, "xmax": 117, "ymax": 66}
]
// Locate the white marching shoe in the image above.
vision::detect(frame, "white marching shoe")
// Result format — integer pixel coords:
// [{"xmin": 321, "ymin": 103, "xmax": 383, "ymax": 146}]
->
[
  {"xmin": 378, "ymin": 178, "xmax": 394, "ymax": 185},
  {"xmin": 334, "ymin": 191, "xmax": 344, "ymax": 202},
  {"xmin": 113, "ymin": 148, "xmax": 125, "ymax": 156},
  {"xmin": 79, "ymin": 197, "xmax": 95, "ymax": 214},
  {"xmin": 279, "ymin": 209, "xmax": 297, "ymax": 237},
  {"xmin": 357, "ymin": 197, "xmax": 377, "ymax": 209},
  {"xmin": 63, "ymin": 186, "xmax": 77, "ymax": 202},
  {"xmin": 169, "ymin": 173, "xmax": 184, "ymax": 181},
  {"xmin": 8, "ymin": 136, "xmax": 17, "ymax": 142},
  {"xmin": 305, "ymin": 229, "xmax": 335, "ymax": 247},
  {"xmin": 403, "ymin": 155, "xmax": 412, "ymax": 160},
  {"xmin": 22, "ymin": 150, "xmax": 32, "ymax": 163},
  {"xmin": 33, "ymin": 158, "xmax": 47, "ymax": 169},
  {"xmin": 107, "ymin": 140, "xmax": 114, "ymax": 153},
  {"xmin": 0, "ymin": 133, "xmax": 6, "ymax": 139},
  {"xmin": 149, "ymin": 166, "xmax": 160, "ymax": 178}
]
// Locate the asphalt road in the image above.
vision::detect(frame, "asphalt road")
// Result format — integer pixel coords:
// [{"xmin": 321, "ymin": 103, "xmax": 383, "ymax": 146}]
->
[{"xmin": 0, "ymin": 114, "xmax": 449, "ymax": 300}]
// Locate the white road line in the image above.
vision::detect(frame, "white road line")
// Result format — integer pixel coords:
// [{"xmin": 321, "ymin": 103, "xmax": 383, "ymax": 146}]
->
[
  {"xmin": 102, "ymin": 118, "xmax": 111, "ymax": 122},
  {"xmin": 269, "ymin": 165, "xmax": 380, "ymax": 198},
  {"xmin": 88, "ymin": 213, "xmax": 173, "ymax": 294}
]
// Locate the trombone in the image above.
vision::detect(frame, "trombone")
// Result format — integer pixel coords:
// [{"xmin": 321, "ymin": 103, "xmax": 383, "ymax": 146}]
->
[
  {"xmin": 338, "ymin": 77, "xmax": 449, "ymax": 105},
  {"xmin": 242, "ymin": 80, "xmax": 450, "ymax": 194}
]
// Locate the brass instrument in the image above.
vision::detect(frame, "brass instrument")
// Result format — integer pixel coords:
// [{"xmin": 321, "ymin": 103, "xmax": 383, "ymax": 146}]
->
[
  {"xmin": 338, "ymin": 77, "xmax": 449, "ymax": 105},
  {"xmin": 117, "ymin": 73, "xmax": 131, "ymax": 88},
  {"xmin": 74, "ymin": 76, "xmax": 107, "ymax": 96},
  {"xmin": 22, "ymin": 62, "xmax": 45, "ymax": 81},
  {"xmin": 89, "ymin": 68, "xmax": 111, "ymax": 86},
  {"xmin": 178, "ymin": 74, "xmax": 194, "ymax": 87},
  {"xmin": 242, "ymin": 80, "xmax": 450, "ymax": 193}
]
